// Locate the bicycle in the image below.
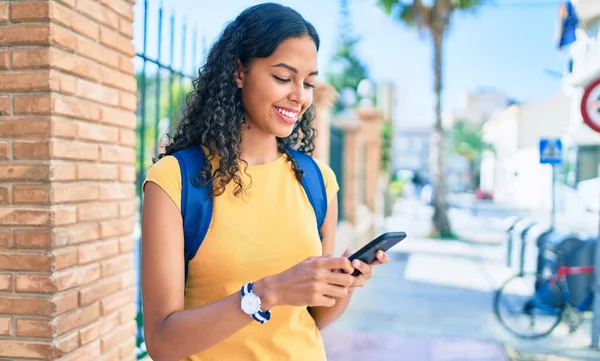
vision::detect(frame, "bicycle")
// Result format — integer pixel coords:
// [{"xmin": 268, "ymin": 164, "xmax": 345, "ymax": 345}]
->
[{"xmin": 493, "ymin": 248, "xmax": 595, "ymax": 339}]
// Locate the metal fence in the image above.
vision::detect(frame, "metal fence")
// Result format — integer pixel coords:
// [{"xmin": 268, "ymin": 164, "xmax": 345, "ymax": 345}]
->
[
  {"xmin": 133, "ymin": 0, "xmax": 203, "ymax": 358},
  {"xmin": 330, "ymin": 125, "xmax": 345, "ymax": 220}
]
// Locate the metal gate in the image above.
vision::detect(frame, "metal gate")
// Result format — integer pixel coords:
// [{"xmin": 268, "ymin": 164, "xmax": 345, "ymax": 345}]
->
[
  {"xmin": 134, "ymin": 0, "xmax": 202, "ymax": 358},
  {"xmin": 329, "ymin": 125, "xmax": 345, "ymax": 220}
]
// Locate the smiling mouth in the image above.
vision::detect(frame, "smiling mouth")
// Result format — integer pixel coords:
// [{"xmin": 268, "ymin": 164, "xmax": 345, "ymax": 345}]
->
[{"xmin": 273, "ymin": 106, "xmax": 299, "ymax": 124}]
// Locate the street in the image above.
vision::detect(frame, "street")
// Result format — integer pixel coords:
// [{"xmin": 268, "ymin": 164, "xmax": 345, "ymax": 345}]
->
[{"xmin": 321, "ymin": 200, "xmax": 600, "ymax": 361}]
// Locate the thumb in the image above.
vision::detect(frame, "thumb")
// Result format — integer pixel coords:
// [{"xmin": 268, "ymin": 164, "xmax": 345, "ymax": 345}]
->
[{"xmin": 342, "ymin": 249, "xmax": 354, "ymax": 258}]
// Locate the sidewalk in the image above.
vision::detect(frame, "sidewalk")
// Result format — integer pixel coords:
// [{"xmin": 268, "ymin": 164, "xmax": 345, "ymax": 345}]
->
[{"xmin": 321, "ymin": 203, "xmax": 600, "ymax": 361}]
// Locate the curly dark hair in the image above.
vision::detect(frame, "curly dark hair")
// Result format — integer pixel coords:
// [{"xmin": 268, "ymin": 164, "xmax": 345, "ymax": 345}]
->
[{"xmin": 155, "ymin": 3, "xmax": 321, "ymax": 198}]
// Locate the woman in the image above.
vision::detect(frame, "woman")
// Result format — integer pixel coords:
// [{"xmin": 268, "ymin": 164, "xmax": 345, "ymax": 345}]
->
[{"xmin": 141, "ymin": 3, "xmax": 389, "ymax": 361}]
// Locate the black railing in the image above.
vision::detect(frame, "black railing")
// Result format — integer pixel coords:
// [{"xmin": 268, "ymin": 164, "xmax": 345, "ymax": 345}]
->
[{"xmin": 133, "ymin": 1, "xmax": 203, "ymax": 358}]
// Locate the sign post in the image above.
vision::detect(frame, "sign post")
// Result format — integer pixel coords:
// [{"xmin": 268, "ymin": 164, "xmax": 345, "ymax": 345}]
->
[
  {"xmin": 580, "ymin": 76, "xmax": 600, "ymax": 349},
  {"xmin": 539, "ymin": 137, "xmax": 562, "ymax": 230}
]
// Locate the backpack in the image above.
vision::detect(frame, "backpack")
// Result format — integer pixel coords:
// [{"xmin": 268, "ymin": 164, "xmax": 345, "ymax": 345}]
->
[{"xmin": 172, "ymin": 145, "xmax": 328, "ymax": 285}]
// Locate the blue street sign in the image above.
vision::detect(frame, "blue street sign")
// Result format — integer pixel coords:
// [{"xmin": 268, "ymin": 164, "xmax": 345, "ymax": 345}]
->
[{"xmin": 539, "ymin": 138, "xmax": 563, "ymax": 165}]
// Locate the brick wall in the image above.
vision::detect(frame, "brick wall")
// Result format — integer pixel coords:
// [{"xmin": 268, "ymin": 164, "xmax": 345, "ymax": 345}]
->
[{"xmin": 0, "ymin": 1, "xmax": 138, "ymax": 360}]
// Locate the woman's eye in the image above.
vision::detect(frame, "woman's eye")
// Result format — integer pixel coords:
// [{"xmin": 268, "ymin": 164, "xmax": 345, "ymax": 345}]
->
[
  {"xmin": 304, "ymin": 83, "xmax": 315, "ymax": 89},
  {"xmin": 273, "ymin": 76, "xmax": 290, "ymax": 83}
]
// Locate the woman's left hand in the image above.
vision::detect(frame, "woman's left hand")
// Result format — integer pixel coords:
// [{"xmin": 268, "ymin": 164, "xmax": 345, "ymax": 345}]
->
[{"xmin": 341, "ymin": 249, "xmax": 389, "ymax": 288}]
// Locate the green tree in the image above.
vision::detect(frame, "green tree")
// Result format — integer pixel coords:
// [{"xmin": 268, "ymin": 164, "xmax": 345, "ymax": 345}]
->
[
  {"xmin": 326, "ymin": 0, "xmax": 369, "ymax": 113},
  {"xmin": 449, "ymin": 120, "xmax": 492, "ymax": 191},
  {"xmin": 377, "ymin": 0, "xmax": 482, "ymax": 238}
]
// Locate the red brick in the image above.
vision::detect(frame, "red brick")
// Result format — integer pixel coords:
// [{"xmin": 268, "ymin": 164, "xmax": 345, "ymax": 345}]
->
[
  {"xmin": 99, "ymin": 144, "xmax": 136, "ymax": 164},
  {"xmin": 79, "ymin": 312, "xmax": 120, "ymax": 345},
  {"xmin": 78, "ymin": 239, "xmax": 120, "ymax": 264},
  {"xmin": 101, "ymin": 254, "xmax": 133, "ymax": 277},
  {"xmin": 0, "ymin": 273, "xmax": 13, "ymax": 291},
  {"xmin": 51, "ymin": 183, "xmax": 99, "ymax": 203},
  {"xmin": 49, "ymin": 69, "xmax": 77, "ymax": 95},
  {"xmin": 55, "ymin": 302, "xmax": 100, "ymax": 335},
  {"xmin": 0, "ymin": 164, "xmax": 49, "ymax": 181},
  {"xmin": 13, "ymin": 94, "xmax": 52, "ymax": 115},
  {"xmin": 0, "ymin": 95, "xmax": 10, "ymax": 115},
  {"xmin": 0, "ymin": 70, "xmax": 51, "ymax": 92},
  {"xmin": 53, "ymin": 95, "xmax": 101, "ymax": 121},
  {"xmin": 53, "ymin": 223, "xmax": 100, "ymax": 247},
  {"xmin": 99, "ymin": 184, "xmax": 135, "ymax": 201},
  {"xmin": 118, "ymin": 236, "xmax": 134, "ymax": 254},
  {"xmin": 119, "ymin": 128, "xmax": 136, "ymax": 147},
  {"xmin": 13, "ymin": 140, "xmax": 51, "ymax": 160},
  {"xmin": 13, "ymin": 184, "xmax": 51, "ymax": 204},
  {"xmin": 10, "ymin": 1, "xmax": 50, "ymax": 22},
  {"xmin": 0, "ymin": 117, "xmax": 51, "ymax": 138},
  {"xmin": 0, "ymin": 48, "xmax": 9, "ymax": 70},
  {"xmin": 49, "ymin": 163, "xmax": 77, "ymax": 181},
  {"xmin": 79, "ymin": 275, "xmax": 122, "ymax": 305},
  {"xmin": 118, "ymin": 16, "xmax": 134, "ymax": 38},
  {"xmin": 0, "ymin": 295, "xmax": 54, "ymax": 316},
  {"xmin": 54, "ymin": 290, "xmax": 79, "ymax": 315},
  {"xmin": 0, "ymin": 2, "xmax": 8, "ymax": 23},
  {"xmin": 76, "ymin": 79, "xmax": 120, "ymax": 107},
  {"xmin": 100, "ymin": 219, "xmax": 134, "ymax": 239},
  {"xmin": 101, "ymin": 107, "xmax": 136, "ymax": 129},
  {"xmin": 0, "ymin": 208, "xmax": 51, "ymax": 226},
  {"xmin": 120, "ymin": 271, "xmax": 135, "ymax": 289},
  {"xmin": 60, "ymin": 339, "xmax": 101, "ymax": 361},
  {"xmin": 119, "ymin": 90, "xmax": 137, "ymax": 111},
  {"xmin": 0, "ymin": 316, "xmax": 12, "ymax": 336},
  {"xmin": 0, "ymin": 141, "xmax": 9, "ymax": 160},
  {"xmin": 77, "ymin": 122, "xmax": 119, "ymax": 143},
  {"xmin": 11, "ymin": 47, "xmax": 51, "ymax": 69},
  {"xmin": 100, "ymin": 66, "xmax": 136, "ymax": 92},
  {"xmin": 0, "ymin": 230, "xmax": 13, "ymax": 248},
  {"xmin": 0, "ymin": 340, "xmax": 53, "ymax": 359},
  {"xmin": 51, "ymin": 141, "xmax": 98, "ymax": 161},
  {"xmin": 118, "ymin": 201, "xmax": 136, "ymax": 217},
  {"xmin": 55, "ymin": 330, "xmax": 79, "ymax": 357},
  {"xmin": 16, "ymin": 318, "xmax": 54, "ymax": 338},
  {"xmin": 119, "ymin": 165, "xmax": 136, "ymax": 182},
  {"xmin": 77, "ymin": 163, "xmax": 118, "ymax": 181},
  {"xmin": 119, "ymin": 303, "xmax": 137, "ymax": 324},
  {"xmin": 51, "ymin": 117, "xmax": 77, "ymax": 139},
  {"xmin": 53, "ymin": 264, "xmax": 101, "ymax": 292},
  {"xmin": 77, "ymin": 202, "xmax": 119, "ymax": 222},
  {"xmin": 50, "ymin": 24, "xmax": 78, "ymax": 53},
  {"xmin": 51, "ymin": 47, "xmax": 100, "ymax": 82},
  {"xmin": 101, "ymin": 320, "xmax": 136, "ymax": 353},
  {"xmin": 52, "ymin": 206, "xmax": 77, "ymax": 226},
  {"xmin": 0, "ymin": 251, "xmax": 51, "ymax": 271},
  {"xmin": 53, "ymin": 247, "xmax": 78, "ymax": 270},
  {"xmin": 100, "ymin": 288, "xmax": 135, "ymax": 315},
  {"xmin": 99, "ymin": 26, "xmax": 134, "ymax": 56},
  {"xmin": 0, "ymin": 24, "xmax": 51, "ymax": 46},
  {"xmin": 77, "ymin": 37, "xmax": 119, "ymax": 69},
  {"xmin": 0, "ymin": 184, "xmax": 10, "ymax": 204},
  {"xmin": 14, "ymin": 229, "xmax": 51, "ymax": 249}
]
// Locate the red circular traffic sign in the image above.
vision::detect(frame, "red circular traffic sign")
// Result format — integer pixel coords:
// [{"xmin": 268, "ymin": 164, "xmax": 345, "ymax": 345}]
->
[{"xmin": 581, "ymin": 77, "xmax": 600, "ymax": 134}]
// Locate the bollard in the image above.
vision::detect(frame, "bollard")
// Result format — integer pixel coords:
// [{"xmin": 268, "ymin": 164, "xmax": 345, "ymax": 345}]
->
[
  {"xmin": 503, "ymin": 216, "xmax": 522, "ymax": 267},
  {"xmin": 523, "ymin": 223, "xmax": 553, "ymax": 289},
  {"xmin": 508, "ymin": 219, "xmax": 535, "ymax": 268}
]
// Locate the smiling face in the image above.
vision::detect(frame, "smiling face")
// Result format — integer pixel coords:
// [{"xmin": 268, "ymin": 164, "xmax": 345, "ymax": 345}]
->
[{"xmin": 235, "ymin": 35, "xmax": 318, "ymax": 138}]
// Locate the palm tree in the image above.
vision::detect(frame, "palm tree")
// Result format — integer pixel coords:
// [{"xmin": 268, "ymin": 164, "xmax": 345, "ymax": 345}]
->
[
  {"xmin": 377, "ymin": 0, "xmax": 482, "ymax": 237},
  {"xmin": 450, "ymin": 120, "xmax": 493, "ymax": 191}
]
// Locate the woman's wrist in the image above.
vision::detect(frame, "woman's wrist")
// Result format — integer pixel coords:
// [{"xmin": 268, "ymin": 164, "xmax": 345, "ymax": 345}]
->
[{"xmin": 253, "ymin": 275, "xmax": 279, "ymax": 310}]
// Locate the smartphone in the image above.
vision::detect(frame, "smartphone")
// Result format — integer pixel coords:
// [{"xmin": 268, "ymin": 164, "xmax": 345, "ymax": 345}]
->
[{"xmin": 348, "ymin": 231, "xmax": 407, "ymax": 276}]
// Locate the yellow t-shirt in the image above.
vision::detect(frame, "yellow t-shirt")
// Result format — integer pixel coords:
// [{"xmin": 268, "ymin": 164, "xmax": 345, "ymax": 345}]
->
[{"xmin": 144, "ymin": 151, "xmax": 339, "ymax": 361}]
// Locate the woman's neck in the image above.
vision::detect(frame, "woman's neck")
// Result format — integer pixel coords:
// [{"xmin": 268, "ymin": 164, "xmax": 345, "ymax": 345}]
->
[{"xmin": 240, "ymin": 125, "xmax": 280, "ymax": 166}]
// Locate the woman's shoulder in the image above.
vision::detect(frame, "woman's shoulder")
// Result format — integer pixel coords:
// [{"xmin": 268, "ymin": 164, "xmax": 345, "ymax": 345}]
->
[{"xmin": 143, "ymin": 155, "xmax": 182, "ymax": 210}]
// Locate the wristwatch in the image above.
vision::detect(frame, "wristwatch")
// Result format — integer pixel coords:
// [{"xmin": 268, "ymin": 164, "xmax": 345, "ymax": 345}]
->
[{"xmin": 240, "ymin": 282, "xmax": 271, "ymax": 324}]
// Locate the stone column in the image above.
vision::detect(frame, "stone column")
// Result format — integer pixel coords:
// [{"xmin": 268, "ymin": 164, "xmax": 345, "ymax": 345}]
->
[
  {"xmin": 312, "ymin": 82, "xmax": 337, "ymax": 165},
  {"xmin": 332, "ymin": 114, "xmax": 362, "ymax": 225},
  {"xmin": 0, "ymin": 1, "xmax": 138, "ymax": 360},
  {"xmin": 356, "ymin": 108, "xmax": 384, "ymax": 212}
]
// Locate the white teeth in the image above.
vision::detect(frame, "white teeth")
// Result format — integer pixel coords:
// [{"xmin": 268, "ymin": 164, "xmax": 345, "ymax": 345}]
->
[{"xmin": 275, "ymin": 107, "xmax": 298, "ymax": 119}]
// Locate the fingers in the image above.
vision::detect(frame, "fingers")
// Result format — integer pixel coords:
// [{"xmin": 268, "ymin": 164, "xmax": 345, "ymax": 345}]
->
[
  {"xmin": 317, "ymin": 256, "xmax": 354, "ymax": 274},
  {"xmin": 351, "ymin": 259, "xmax": 372, "ymax": 279},
  {"xmin": 372, "ymin": 250, "xmax": 389, "ymax": 265},
  {"xmin": 319, "ymin": 283, "xmax": 351, "ymax": 299},
  {"xmin": 322, "ymin": 270, "xmax": 354, "ymax": 288}
]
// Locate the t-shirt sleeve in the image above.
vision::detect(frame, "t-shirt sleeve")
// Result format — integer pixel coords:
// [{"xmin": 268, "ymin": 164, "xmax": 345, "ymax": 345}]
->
[
  {"xmin": 315, "ymin": 159, "xmax": 340, "ymax": 206},
  {"xmin": 142, "ymin": 155, "xmax": 182, "ymax": 211}
]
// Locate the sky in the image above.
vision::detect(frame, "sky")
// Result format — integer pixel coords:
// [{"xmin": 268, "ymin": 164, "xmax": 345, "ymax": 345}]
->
[{"xmin": 132, "ymin": 0, "xmax": 571, "ymax": 127}]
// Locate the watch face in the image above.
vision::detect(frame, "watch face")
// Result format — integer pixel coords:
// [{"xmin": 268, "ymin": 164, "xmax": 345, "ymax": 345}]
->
[{"xmin": 241, "ymin": 293, "xmax": 261, "ymax": 315}]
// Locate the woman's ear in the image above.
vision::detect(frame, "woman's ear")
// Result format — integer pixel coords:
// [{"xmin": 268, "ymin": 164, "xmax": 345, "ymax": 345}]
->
[{"xmin": 234, "ymin": 59, "xmax": 244, "ymax": 89}]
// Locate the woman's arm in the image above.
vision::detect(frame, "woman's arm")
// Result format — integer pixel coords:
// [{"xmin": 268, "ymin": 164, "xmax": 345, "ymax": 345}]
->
[
  {"xmin": 141, "ymin": 182, "xmax": 278, "ymax": 361},
  {"xmin": 307, "ymin": 196, "xmax": 355, "ymax": 329}
]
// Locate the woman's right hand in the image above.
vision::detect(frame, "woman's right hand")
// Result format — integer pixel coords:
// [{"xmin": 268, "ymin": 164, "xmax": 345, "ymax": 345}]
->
[{"xmin": 254, "ymin": 256, "xmax": 355, "ymax": 309}]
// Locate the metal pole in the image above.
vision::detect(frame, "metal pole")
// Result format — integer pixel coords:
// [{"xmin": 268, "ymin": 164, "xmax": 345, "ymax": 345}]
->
[
  {"xmin": 551, "ymin": 164, "xmax": 556, "ymax": 230},
  {"xmin": 591, "ymin": 162, "xmax": 600, "ymax": 349}
]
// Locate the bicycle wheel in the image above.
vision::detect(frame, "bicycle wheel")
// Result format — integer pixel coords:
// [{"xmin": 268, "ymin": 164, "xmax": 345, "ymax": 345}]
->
[{"xmin": 493, "ymin": 272, "xmax": 564, "ymax": 339}]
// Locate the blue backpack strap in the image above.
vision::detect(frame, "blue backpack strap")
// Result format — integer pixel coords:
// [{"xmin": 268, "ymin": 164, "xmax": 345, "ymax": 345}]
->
[
  {"xmin": 172, "ymin": 146, "xmax": 213, "ymax": 285},
  {"xmin": 285, "ymin": 146, "xmax": 328, "ymax": 236}
]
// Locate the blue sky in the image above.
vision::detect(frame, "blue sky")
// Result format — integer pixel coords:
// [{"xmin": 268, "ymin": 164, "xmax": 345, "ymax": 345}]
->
[{"xmin": 133, "ymin": 0, "xmax": 570, "ymax": 127}]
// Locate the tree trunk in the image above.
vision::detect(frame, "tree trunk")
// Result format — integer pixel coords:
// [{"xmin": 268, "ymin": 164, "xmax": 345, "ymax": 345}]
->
[{"xmin": 430, "ymin": 29, "xmax": 452, "ymax": 238}]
